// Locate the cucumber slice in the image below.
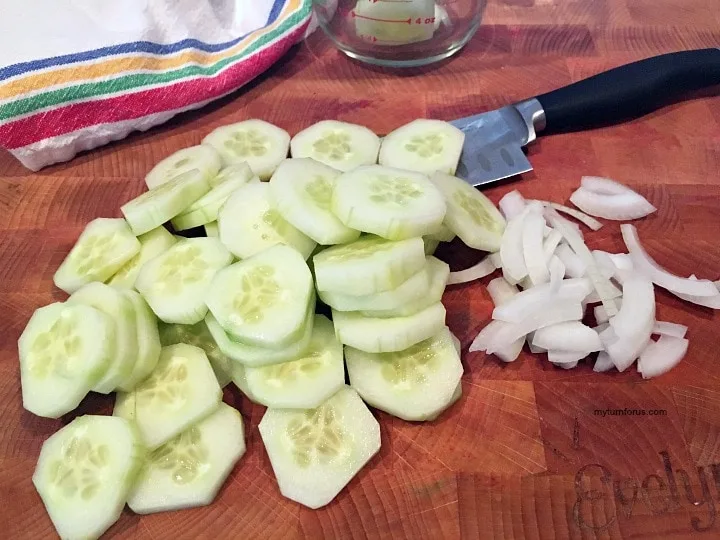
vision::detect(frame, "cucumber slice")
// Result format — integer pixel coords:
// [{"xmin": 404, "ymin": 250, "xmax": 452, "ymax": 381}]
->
[
  {"xmin": 423, "ymin": 237, "xmax": 440, "ymax": 255},
  {"xmin": 268, "ymin": 158, "xmax": 361, "ymax": 245},
  {"xmin": 345, "ymin": 327, "xmax": 463, "ymax": 421},
  {"xmin": 121, "ymin": 169, "xmax": 211, "ymax": 235},
  {"xmin": 107, "ymin": 226, "xmax": 177, "ymax": 289},
  {"xmin": 313, "ymin": 235, "xmax": 426, "ymax": 295},
  {"xmin": 428, "ymin": 223, "xmax": 456, "ymax": 242},
  {"xmin": 245, "ymin": 315, "xmax": 344, "ymax": 409},
  {"xmin": 333, "ymin": 302, "xmax": 446, "ymax": 353},
  {"xmin": 332, "ymin": 165, "xmax": 446, "ymax": 240},
  {"xmin": 54, "ymin": 218, "xmax": 141, "ymax": 294},
  {"xmin": 171, "ymin": 171, "xmax": 258, "ymax": 231},
  {"xmin": 360, "ymin": 256, "xmax": 449, "ymax": 318},
  {"xmin": 258, "ymin": 385, "xmax": 381, "ymax": 509},
  {"xmin": 319, "ymin": 256, "xmax": 438, "ymax": 312},
  {"xmin": 430, "ymin": 171, "xmax": 506, "ymax": 252},
  {"xmin": 122, "ymin": 290, "xmax": 162, "ymax": 390},
  {"xmin": 379, "ymin": 119, "xmax": 465, "ymax": 175},
  {"xmin": 205, "ymin": 298, "xmax": 315, "ymax": 367},
  {"xmin": 208, "ymin": 162, "xmax": 256, "ymax": 188},
  {"xmin": 218, "ymin": 182, "xmax": 317, "ymax": 260},
  {"xmin": 128, "ymin": 403, "xmax": 245, "ymax": 514},
  {"xmin": 135, "ymin": 238, "xmax": 232, "ymax": 324},
  {"xmin": 204, "ymin": 221, "xmax": 219, "ymax": 237},
  {"xmin": 227, "ymin": 361, "xmax": 258, "ymax": 402},
  {"xmin": 115, "ymin": 344, "xmax": 222, "ymax": 449},
  {"xmin": 290, "ymin": 120, "xmax": 380, "ymax": 172},
  {"xmin": 203, "ymin": 119, "xmax": 290, "ymax": 180},
  {"xmin": 206, "ymin": 244, "xmax": 313, "ymax": 349},
  {"xmin": 159, "ymin": 320, "xmax": 233, "ymax": 388},
  {"xmin": 19, "ymin": 303, "xmax": 113, "ymax": 418},
  {"xmin": 145, "ymin": 145, "xmax": 222, "ymax": 189},
  {"xmin": 32, "ymin": 415, "xmax": 143, "ymax": 540},
  {"xmin": 68, "ymin": 282, "xmax": 138, "ymax": 393},
  {"xmin": 424, "ymin": 382, "xmax": 462, "ymax": 421}
]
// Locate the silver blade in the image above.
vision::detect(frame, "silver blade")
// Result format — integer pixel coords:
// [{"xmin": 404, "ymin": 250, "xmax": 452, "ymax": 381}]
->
[{"xmin": 451, "ymin": 105, "xmax": 534, "ymax": 187}]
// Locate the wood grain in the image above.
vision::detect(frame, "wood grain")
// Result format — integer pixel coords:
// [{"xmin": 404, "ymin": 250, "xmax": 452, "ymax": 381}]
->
[{"xmin": 1, "ymin": 0, "xmax": 719, "ymax": 537}]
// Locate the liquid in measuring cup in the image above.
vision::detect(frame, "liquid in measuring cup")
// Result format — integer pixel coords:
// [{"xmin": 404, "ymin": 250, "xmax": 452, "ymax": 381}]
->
[{"xmin": 350, "ymin": 0, "xmax": 448, "ymax": 46}]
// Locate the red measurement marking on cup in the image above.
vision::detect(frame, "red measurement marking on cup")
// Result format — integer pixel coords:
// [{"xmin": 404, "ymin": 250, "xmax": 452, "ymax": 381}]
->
[
  {"xmin": 369, "ymin": 0, "xmax": 414, "ymax": 3},
  {"xmin": 351, "ymin": 11, "xmax": 412, "ymax": 23}
]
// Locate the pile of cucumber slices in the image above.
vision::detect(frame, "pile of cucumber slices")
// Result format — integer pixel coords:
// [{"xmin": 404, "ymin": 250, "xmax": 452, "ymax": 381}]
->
[{"xmin": 19, "ymin": 118, "xmax": 507, "ymax": 538}]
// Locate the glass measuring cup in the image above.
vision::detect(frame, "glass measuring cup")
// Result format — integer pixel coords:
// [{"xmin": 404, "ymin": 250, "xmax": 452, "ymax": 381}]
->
[{"xmin": 312, "ymin": 0, "xmax": 484, "ymax": 67}]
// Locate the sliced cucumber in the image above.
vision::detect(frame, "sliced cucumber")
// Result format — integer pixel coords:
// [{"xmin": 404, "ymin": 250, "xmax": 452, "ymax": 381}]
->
[
  {"xmin": 171, "ymin": 171, "xmax": 258, "ymax": 231},
  {"xmin": 360, "ymin": 256, "xmax": 449, "ymax": 318},
  {"xmin": 122, "ymin": 290, "xmax": 161, "ymax": 390},
  {"xmin": 204, "ymin": 221, "xmax": 219, "ymax": 237},
  {"xmin": 208, "ymin": 162, "xmax": 256, "ymax": 188},
  {"xmin": 319, "ymin": 256, "xmax": 438, "ymax": 312},
  {"xmin": 258, "ymin": 385, "xmax": 381, "ymax": 509},
  {"xmin": 290, "ymin": 120, "xmax": 380, "ymax": 172},
  {"xmin": 19, "ymin": 303, "xmax": 113, "ymax": 418},
  {"xmin": 245, "ymin": 315, "xmax": 344, "ymax": 409},
  {"xmin": 227, "ymin": 361, "xmax": 259, "ymax": 402},
  {"xmin": 333, "ymin": 302, "xmax": 446, "ymax": 353},
  {"xmin": 313, "ymin": 235, "xmax": 425, "ymax": 295},
  {"xmin": 332, "ymin": 165, "xmax": 446, "ymax": 240},
  {"xmin": 205, "ymin": 298, "xmax": 315, "ymax": 367},
  {"xmin": 268, "ymin": 158, "xmax": 360, "ymax": 245},
  {"xmin": 423, "ymin": 237, "xmax": 440, "ymax": 255},
  {"xmin": 203, "ymin": 119, "xmax": 290, "ymax": 180},
  {"xmin": 107, "ymin": 226, "xmax": 177, "ymax": 289},
  {"xmin": 122, "ymin": 169, "xmax": 210, "ymax": 235},
  {"xmin": 218, "ymin": 182, "xmax": 317, "ymax": 260},
  {"xmin": 345, "ymin": 327, "xmax": 462, "ymax": 421},
  {"xmin": 135, "ymin": 238, "xmax": 232, "ymax": 324},
  {"xmin": 54, "ymin": 218, "xmax": 141, "ymax": 294},
  {"xmin": 206, "ymin": 244, "xmax": 313, "ymax": 349},
  {"xmin": 115, "ymin": 344, "xmax": 222, "ymax": 449},
  {"xmin": 379, "ymin": 119, "xmax": 464, "ymax": 175},
  {"xmin": 145, "ymin": 145, "xmax": 221, "ymax": 189},
  {"xmin": 424, "ymin": 381, "xmax": 462, "ymax": 421},
  {"xmin": 428, "ymin": 223, "xmax": 456, "ymax": 242},
  {"xmin": 32, "ymin": 415, "xmax": 143, "ymax": 540},
  {"xmin": 68, "ymin": 282, "xmax": 138, "ymax": 393},
  {"xmin": 430, "ymin": 171, "xmax": 506, "ymax": 252},
  {"xmin": 128, "ymin": 403, "xmax": 245, "ymax": 514},
  {"xmin": 159, "ymin": 320, "xmax": 233, "ymax": 388}
]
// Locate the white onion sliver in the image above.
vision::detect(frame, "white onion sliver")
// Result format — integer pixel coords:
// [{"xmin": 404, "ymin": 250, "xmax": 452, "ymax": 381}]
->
[
  {"xmin": 547, "ymin": 210, "xmax": 619, "ymax": 317},
  {"xmin": 556, "ymin": 361, "xmax": 579, "ymax": 370},
  {"xmin": 486, "ymin": 277, "xmax": 519, "ymax": 305},
  {"xmin": 486, "ymin": 302, "xmax": 584, "ymax": 354},
  {"xmin": 500, "ymin": 209, "xmax": 529, "ymax": 284},
  {"xmin": 543, "ymin": 229, "xmax": 563, "ymax": 263},
  {"xmin": 594, "ymin": 305, "xmax": 610, "ymax": 324},
  {"xmin": 522, "ymin": 212, "xmax": 549, "ymax": 285},
  {"xmin": 494, "ymin": 339, "xmax": 524, "ymax": 363},
  {"xmin": 606, "ymin": 275, "xmax": 655, "ymax": 372},
  {"xmin": 585, "ymin": 281, "xmax": 622, "ymax": 304},
  {"xmin": 492, "ymin": 278, "xmax": 592, "ymax": 323},
  {"xmin": 547, "ymin": 350, "xmax": 587, "ymax": 364},
  {"xmin": 593, "ymin": 322, "xmax": 610, "ymax": 333},
  {"xmin": 638, "ymin": 335, "xmax": 688, "ymax": 379},
  {"xmin": 652, "ymin": 321, "xmax": 688, "ymax": 338},
  {"xmin": 621, "ymin": 224, "xmax": 718, "ymax": 297},
  {"xmin": 447, "ymin": 257, "xmax": 497, "ymax": 285},
  {"xmin": 549, "ymin": 256, "xmax": 565, "ymax": 294},
  {"xmin": 532, "ymin": 321, "xmax": 603, "ymax": 353},
  {"xmin": 594, "ymin": 351, "xmax": 615, "ymax": 372},
  {"xmin": 528, "ymin": 342, "xmax": 546, "ymax": 354},
  {"xmin": 556, "ymin": 243, "xmax": 586, "ymax": 278},
  {"xmin": 593, "ymin": 251, "xmax": 617, "ymax": 279},
  {"xmin": 468, "ymin": 320, "xmax": 505, "ymax": 352},
  {"xmin": 499, "ymin": 190, "xmax": 526, "ymax": 220},
  {"xmin": 581, "ymin": 176, "xmax": 634, "ymax": 195},
  {"xmin": 489, "ymin": 251, "xmax": 502, "ymax": 269},
  {"xmin": 548, "ymin": 202, "xmax": 603, "ymax": 231},
  {"xmin": 674, "ymin": 291, "xmax": 720, "ymax": 309},
  {"xmin": 608, "ymin": 253, "xmax": 634, "ymax": 272},
  {"xmin": 570, "ymin": 187, "xmax": 656, "ymax": 220}
]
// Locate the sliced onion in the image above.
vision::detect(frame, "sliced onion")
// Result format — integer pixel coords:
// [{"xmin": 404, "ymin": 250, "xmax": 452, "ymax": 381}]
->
[
  {"xmin": 543, "ymin": 230, "xmax": 563, "ymax": 263},
  {"xmin": 594, "ymin": 304, "xmax": 610, "ymax": 324},
  {"xmin": 528, "ymin": 342, "xmax": 546, "ymax": 354},
  {"xmin": 547, "ymin": 350, "xmax": 587, "ymax": 364},
  {"xmin": 674, "ymin": 276, "xmax": 720, "ymax": 308},
  {"xmin": 499, "ymin": 190, "xmax": 526, "ymax": 220},
  {"xmin": 485, "ymin": 302, "xmax": 584, "ymax": 354},
  {"xmin": 492, "ymin": 278, "xmax": 592, "ymax": 323},
  {"xmin": 532, "ymin": 321, "xmax": 603, "ymax": 353},
  {"xmin": 593, "ymin": 351, "xmax": 615, "ymax": 372},
  {"xmin": 486, "ymin": 277, "xmax": 519, "ymax": 305},
  {"xmin": 489, "ymin": 251, "xmax": 502, "ymax": 269},
  {"xmin": 652, "ymin": 321, "xmax": 688, "ymax": 338},
  {"xmin": 522, "ymin": 212, "xmax": 549, "ymax": 285},
  {"xmin": 621, "ymin": 224, "xmax": 718, "ymax": 297},
  {"xmin": 592, "ymin": 251, "xmax": 617, "ymax": 279},
  {"xmin": 556, "ymin": 243, "xmax": 586, "ymax": 278},
  {"xmin": 607, "ymin": 275, "xmax": 656, "ymax": 372},
  {"xmin": 500, "ymin": 209, "xmax": 529, "ymax": 284},
  {"xmin": 548, "ymin": 202, "xmax": 603, "ymax": 231},
  {"xmin": 495, "ymin": 339, "xmax": 524, "ymax": 363},
  {"xmin": 608, "ymin": 253, "xmax": 633, "ymax": 272},
  {"xmin": 593, "ymin": 322, "xmax": 610, "ymax": 333},
  {"xmin": 549, "ymin": 256, "xmax": 565, "ymax": 294},
  {"xmin": 581, "ymin": 176, "xmax": 633, "ymax": 195},
  {"xmin": 585, "ymin": 281, "xmax": 622, "ymax": 303},
  {"xmin": 447, "ymin": 256, "xmax": 497, "ymax": 285},
  {"xmin": 469, "ymin": 320, "xmax": 504, "ymax": 353},
  {"xmin": 570, "ymin": 187, "xmax": 656, "ymax": 220},
  {"xmin": 637, "ymin": 335, "xmax": 688, "ymax": 379}
]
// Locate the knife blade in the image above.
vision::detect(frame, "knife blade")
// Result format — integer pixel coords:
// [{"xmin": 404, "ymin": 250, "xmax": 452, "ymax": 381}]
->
[{"xmin": 451, "ymin": 48, "xmax": 720, "ymax": 187}]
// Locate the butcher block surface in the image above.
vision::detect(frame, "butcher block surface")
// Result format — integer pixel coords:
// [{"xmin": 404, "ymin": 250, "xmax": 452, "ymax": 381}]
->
[{"xmin": 1, "ymin": 0, "xmax": 720, "ymax": 538}]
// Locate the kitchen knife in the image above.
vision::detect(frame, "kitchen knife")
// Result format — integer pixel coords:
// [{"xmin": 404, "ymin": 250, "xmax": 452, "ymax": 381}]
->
[{"xmin": 451, "ymin": 48, "xmax": 720, "ymax": 186}]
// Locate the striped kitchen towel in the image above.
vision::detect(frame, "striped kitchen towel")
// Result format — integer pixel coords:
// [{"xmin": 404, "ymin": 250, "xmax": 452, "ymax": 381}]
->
[{"xmin": 0, "ymin": 0, "xmax": 312, "ymax": 171}]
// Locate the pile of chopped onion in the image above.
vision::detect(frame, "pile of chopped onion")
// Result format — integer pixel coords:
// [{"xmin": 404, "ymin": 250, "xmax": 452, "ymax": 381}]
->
[{"xmin": 463, "ymin": 176, "xmax": 716, "ymax": 379}]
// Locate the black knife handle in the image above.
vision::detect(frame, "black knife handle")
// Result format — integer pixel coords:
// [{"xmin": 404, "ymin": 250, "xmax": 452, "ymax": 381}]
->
[{"xmin": 535, "ymin": 49, "xmax": 720, "ymax": 134}]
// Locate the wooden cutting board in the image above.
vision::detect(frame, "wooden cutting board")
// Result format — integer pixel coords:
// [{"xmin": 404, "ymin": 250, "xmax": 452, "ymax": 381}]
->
[{"xmin": 1, "ymin": 1, "xmax": 719, "ymax": 537}]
